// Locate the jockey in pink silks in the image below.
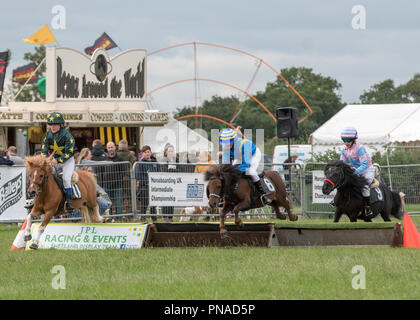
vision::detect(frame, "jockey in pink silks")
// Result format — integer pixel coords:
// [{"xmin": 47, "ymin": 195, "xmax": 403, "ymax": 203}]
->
[{"xmin": 339, "ymin": 126, "xmax": 375, "ymax": 218}]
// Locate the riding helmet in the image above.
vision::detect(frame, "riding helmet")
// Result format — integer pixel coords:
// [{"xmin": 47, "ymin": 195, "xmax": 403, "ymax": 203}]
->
[
  {"xmin": 47, "ymin": 112, "xmax": 65, "ymax": 125},
  {"xmin": 340, "ymin": 126, "xmax": 358, "ymax": 139},
  {"xmin": 219, "ymin": 128, "xmax": 238, "ymax": 146}
]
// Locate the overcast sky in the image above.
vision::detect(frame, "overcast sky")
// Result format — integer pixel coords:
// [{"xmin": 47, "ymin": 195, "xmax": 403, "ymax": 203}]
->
[{"xmin": 2, "ymin": 0, "xmax": 420, "ymax": 113}]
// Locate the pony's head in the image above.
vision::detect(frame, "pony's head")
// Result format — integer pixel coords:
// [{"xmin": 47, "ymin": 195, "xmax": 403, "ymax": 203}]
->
[
  {"xmin": 322, "ymin": 159, "xmax": 367, "ymax": 195},
  {"xmin": 322, "ymin": 159, "xmax": 354, "ymax": 195},
  {"xmin": 204, "ymin": 164, "xmax": 242, "ymax": 208},
  {"xmin": 25, "ymin": 153, "xmax": 54, "ymax": 197},
  {"xmin": 204, "ymin": 165, "xmax": 224, "ymax": 208}
]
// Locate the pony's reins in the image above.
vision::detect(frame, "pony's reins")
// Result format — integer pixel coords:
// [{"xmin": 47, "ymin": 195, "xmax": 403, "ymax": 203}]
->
[
  {"xmin": 323, "ymin": 178, "xmax": 335, "ymax": 187},
  {"xmin": 323, "ymin": 167, "xmax": 345, "ymax": 190}
]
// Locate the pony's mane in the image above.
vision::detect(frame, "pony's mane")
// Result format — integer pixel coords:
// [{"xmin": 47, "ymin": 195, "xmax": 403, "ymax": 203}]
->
[
  {"xmin": 25, "ymin": 154, "xmax": 53, "ymax": 173},
  {"xmin": 204, "ymin": 164, "xmax": 243, "ymax": 186},
  {"xmin": 325, "ymin": 159, "xmax": 367, "ymax": 190}
]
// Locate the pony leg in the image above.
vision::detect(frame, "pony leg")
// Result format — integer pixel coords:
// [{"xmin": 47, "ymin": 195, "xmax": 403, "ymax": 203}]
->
[
  {"xmin": 333, "ymin": 208, "xmax": 343, "ymax": 223},
  {"xmin": 29, "ymin": 225, "xmax": 46, "ymax": 249},
  {"xmin": 233, "ymin": 206, "xmax": 245, "ymax": 228},
  {"xmin": 81, "ymin": 206, "xmax": 90, "ymax": 223},
  {"xmin": 219, "ymin": 205, "xmax": 230, "ymax": 238},
  {"xmin": 24, "ymin": 213, "xmax": 33, "ymax": 241},
  {"xmin": 29, "ymin": 213, "xmax": 52, "ymax": 249},
  {"xmin": 91, "ymin": 205, "xmax": 104, "ymax": 223},
  {"xmin": 272, "ymin": 206, "xmax": 287, "ymax": 220},
  {"xmin": 284, "ymin": 197, "xmax": 298, "ymax": 221}
]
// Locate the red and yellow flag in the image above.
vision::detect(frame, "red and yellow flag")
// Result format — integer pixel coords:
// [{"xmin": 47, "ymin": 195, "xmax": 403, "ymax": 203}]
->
[{"xmin": 23, "ymin": 24, "xmax": 56, "ymax": 45}]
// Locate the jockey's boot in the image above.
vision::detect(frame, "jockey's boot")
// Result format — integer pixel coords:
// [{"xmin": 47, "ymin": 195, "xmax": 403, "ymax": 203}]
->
[
  {"xmin": 363, "ymin": 196, "xmax": 373, "ymax": 218},
  {"xmin": 65, "ymin": 190, "xmax": 75, "ymax": 213},
  {"xmin": 254, "ymin": 179, "xmax": 272, "ymax": 205}
]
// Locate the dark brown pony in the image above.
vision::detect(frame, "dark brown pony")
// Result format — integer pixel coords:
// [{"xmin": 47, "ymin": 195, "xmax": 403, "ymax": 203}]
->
[
  {"xmin": 24, "ymin": 154, "xmax": 103, "ymax": 249},
  {"xmin": 205, "ymin": 164, "xmax": 298, "ymax": 237}
]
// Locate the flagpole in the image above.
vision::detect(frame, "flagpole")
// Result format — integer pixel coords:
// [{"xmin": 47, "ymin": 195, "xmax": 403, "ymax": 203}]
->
[{"xmin": 12, "ymin": 57, "xmax": 46, "ymax": 102}]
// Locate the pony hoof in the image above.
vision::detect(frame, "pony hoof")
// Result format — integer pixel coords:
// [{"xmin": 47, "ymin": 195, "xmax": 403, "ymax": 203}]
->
[
  {"xmin": 290, "ymin": 215, "xmax": 298, "ymax": 221},
  {"xmin": 29, "ymin": 243, "xmax": 38, "ymax": 250},
  {"xmin": 24, "ymin": 235, "xmax": 32, "ymax": 241},
  {"xmin": 277, "ymin": 214, "xmax": 287, "ymax": 220}
]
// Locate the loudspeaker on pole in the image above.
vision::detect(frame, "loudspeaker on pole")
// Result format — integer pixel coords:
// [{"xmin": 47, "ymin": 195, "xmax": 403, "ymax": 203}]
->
[{"xmin": 276, "ymin": 107, "xmax": 298, "ymax": 138}]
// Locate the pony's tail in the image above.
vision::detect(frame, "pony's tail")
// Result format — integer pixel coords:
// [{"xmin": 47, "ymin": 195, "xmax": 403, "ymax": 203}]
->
[{"xmin": 391, "ymin": 191, "xmax": 404, "ymax": 219}]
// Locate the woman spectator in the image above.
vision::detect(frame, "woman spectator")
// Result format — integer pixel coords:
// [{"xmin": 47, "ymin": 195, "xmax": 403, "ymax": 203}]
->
[
  {"xmin": 76, "ymin": 148, "xmax": 92, "ymax": 164},
  {"xmin": 161, "ymin": 143, "xmax": 179, "ymax": 222},
  {"xmin": 194, "ymin": 151, "xmax": 216, "ymax": 174}
]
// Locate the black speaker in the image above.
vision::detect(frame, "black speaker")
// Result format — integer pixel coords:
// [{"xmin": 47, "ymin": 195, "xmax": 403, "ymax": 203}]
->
[{"xmin": 276, "ymin": 107, "xmax": 298, "ymax": 138}]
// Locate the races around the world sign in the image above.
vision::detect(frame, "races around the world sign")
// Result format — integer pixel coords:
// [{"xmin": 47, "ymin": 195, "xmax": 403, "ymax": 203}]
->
[
  {"xmin": 312, "ymin": 170, "xmax": 336, "ymax": 203},
  {"xmin": 26, "ymin": 223, "xmax": 148, "ymax": 250},
  {"xmin": 148, "ymin": 172, "xmax": 208, "ymax": 206},
  {"xmin": 0, "ymin": 166, "xmax": 26, "ymax": 221}
]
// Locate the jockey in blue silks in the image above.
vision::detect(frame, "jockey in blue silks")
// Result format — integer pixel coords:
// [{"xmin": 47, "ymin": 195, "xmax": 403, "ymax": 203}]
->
[
  {"xmin": 219, "ymin": 128, "xmax": 272, "ymax": 204},
  {"xmin": 339, "ymin": 126, "xmax": 375, "ymax": 218}
]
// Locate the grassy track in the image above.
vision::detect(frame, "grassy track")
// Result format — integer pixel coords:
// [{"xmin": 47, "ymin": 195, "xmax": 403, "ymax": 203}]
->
[{"xmin": 0, "ymin": 217, "xmax": 419, "ymax": 300}]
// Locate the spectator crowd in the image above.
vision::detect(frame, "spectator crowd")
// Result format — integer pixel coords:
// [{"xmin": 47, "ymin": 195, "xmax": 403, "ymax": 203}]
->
[{"xmin": 1, "ymin": 140, "xmax": 219, "ymax": 222}]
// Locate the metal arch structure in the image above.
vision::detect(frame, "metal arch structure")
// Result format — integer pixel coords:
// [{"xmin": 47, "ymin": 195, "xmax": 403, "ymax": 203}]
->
[
  {"xmin": 176, "ymin": 114, "xmax": 245, "ymax": 138},
  {"xmin": 147, "ymin": 41, "xmax": 314, "ymax": 123},
  {"xmin": 147, "ymin": 78, "xmax": 277, "ymax": 123}
]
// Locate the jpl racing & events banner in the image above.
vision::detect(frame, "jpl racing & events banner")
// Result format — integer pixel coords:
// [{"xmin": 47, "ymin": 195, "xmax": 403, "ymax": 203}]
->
[{"xmin": 26, "ymin": 223, "xmax": 149, "ymax": 250}]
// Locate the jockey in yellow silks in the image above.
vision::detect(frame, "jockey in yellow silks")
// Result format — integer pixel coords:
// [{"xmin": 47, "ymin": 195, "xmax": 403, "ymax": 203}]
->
[{"xmin": 41, "ymin": 112, "xmax": 76, "ymax": 213}]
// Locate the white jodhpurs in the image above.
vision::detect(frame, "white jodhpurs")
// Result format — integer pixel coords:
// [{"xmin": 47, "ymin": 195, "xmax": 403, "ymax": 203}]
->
[
  {"xmin": 245, "ymin": 147, "xmax": 262, "ymax": 182},
  {"xmin": 56, "ymin": 156, "xmax": 75, "ymax": 189},
  {"xmin": 358, "ymin": 165, "xmax": 375, "ymax": 197}
]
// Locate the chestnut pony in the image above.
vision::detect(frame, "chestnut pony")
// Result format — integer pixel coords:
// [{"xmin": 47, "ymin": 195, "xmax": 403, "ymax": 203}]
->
[
  {"xmin": 24, "ymin": 154, "xmax": 103, "ymax": 249},
  {"xmin": 205, "ymin": 164, "xmax": 298, "ymax": 237}
]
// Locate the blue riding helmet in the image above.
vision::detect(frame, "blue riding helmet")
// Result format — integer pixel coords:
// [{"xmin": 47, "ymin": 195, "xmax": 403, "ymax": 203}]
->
[{"xmin": 219, "ymin": 128, "xmax": 238, "ymax": 146}]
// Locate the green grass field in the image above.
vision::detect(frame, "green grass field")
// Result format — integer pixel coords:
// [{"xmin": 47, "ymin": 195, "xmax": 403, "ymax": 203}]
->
[{"xmin": 1, "ymin": 217, "xmax": 419, "ymax": 300}]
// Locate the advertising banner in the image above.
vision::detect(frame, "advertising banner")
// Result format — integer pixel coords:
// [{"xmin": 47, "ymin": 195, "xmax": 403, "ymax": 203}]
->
[
  {"xmin": 312, "ymin": 170, "xmax": 336, "ymax": 203},
  {"xmin": 0, "ymin": 166, "xmax": 26, "ymax": 221},
  {"xmin": 26, "ymin": 223, "xmax": 148, "ymax": 250},
  {"xmin": 148, "ymin": 172, "xmax": 208, "ymax": 206}
]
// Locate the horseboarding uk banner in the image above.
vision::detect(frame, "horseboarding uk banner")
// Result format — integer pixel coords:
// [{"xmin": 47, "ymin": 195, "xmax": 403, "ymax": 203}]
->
[
  {"xmin": 312, "ymin": 170, "xmax": 336, "ymax": 203},
  {"xmin": 25, "ymin": 223, "xmax": 148, "ymax": 250},
  {"xmin": 148, "ymin": 172, "xmax": 208, "ymax": 207},
  {"xmin": 0, "ymin": 166, "xmax": 26, "ymax": 221}
]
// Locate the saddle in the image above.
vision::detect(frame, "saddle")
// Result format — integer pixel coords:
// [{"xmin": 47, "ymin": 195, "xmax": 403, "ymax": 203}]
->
[
  {"xmin": 53, "ymin": 168, "xmax": 82, "ymax": 200},
  {"xmin": 369, "ymin": 178, "xmax": 380, "ymax": 189},
  {"xmin": 369, "ymin": 186, "xmax": 383, "ymax": 204},
  {"xmin": 244, "ymin": 172, "xmax": 275, "ymax": 205}
]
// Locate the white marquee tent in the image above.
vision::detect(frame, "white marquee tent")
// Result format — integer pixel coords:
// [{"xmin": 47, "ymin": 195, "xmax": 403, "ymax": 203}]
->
[{"xmin": 309, "ymin": 103, "xmax": 420, "ymax": 155}]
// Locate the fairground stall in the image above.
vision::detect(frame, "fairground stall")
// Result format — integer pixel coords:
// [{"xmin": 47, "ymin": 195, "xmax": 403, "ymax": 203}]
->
[{"xmin": 0, "ymin": 47, "xmax": 169, "ymax": 156}]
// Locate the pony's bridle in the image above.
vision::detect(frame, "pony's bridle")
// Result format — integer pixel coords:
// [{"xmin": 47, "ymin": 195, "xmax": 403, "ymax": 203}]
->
[
  {"xmin": 323, "ymin": 168, "xmax": 345, "ymax": 190},
  {"xmin": 29, "ymin": 166, "xmax": 49, "ymax": 195},
  {"xmin": 207, "ymin": 177, "xmax": 225, "ymax": 199}
]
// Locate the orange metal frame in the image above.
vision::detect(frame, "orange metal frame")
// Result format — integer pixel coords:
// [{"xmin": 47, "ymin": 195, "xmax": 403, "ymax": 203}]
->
[{"xmin": 147, "ymin": 41, "xmax": 314, "ymax": 125}]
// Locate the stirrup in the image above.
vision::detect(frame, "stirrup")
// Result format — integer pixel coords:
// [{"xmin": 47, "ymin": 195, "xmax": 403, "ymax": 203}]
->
[
  {"xmin": 65, "ymin": 200, "xmax": 75, "ymax": 213},
  {"xmin": 364, "ymin": 207, "xmax": 373, "ymax": 218},
  {"xmin": 261, "ymin": 195, "xmax": 272, "ymax": 205}
]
